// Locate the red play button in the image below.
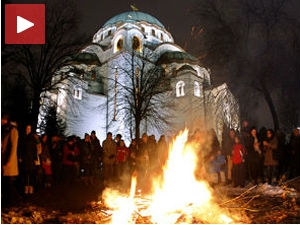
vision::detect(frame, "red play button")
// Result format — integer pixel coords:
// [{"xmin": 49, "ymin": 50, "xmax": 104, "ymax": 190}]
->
[
  {"xmin": 5, "ymin": 4, "xmax": 45, "ymax": 44},
  {"xmin": 17, "ymin": 16, "xmax": 35, "ymax": 34}
]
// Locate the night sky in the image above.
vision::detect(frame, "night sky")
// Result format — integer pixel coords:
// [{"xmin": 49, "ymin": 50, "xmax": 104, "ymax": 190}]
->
[
  {"xmin": 3, "ymin": 0, "xmax": 300, "ymax": 131},
  {"xmin": 6, "ymin": 0, "xmax": 198, "ymax": 46}
]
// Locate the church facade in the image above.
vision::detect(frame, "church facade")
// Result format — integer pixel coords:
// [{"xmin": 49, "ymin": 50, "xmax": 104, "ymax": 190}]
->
[{"xmin": 38, "ymin": 11, "xmax": 240, "ymax": 144}]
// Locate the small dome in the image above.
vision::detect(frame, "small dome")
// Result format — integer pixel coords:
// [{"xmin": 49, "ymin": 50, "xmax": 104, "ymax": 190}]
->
[
  {"xmin": 177, "ymin": 65, "xmax": 197, "ymax": 72},
  {"xmin": 156, "ymin": 51, "xmax": 198, "ymax": 64},
  {"xmin": 64, "ymin": 52, "xmax": 101, "ymax": 65},
  {"xmin": 103, "ymin": 11, "xmax": 165, "ymax": 29}
]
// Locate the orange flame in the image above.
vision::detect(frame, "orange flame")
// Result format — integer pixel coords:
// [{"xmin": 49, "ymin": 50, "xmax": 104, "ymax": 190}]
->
[{"xmin": 103, "ymin": 129, "xmax": 237, "ymax": 224}]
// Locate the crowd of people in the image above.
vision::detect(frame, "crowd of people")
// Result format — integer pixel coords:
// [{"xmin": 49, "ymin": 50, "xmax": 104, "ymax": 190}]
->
[
  {"xmin": 208, "ymin": 121, "xmax": 300, "ymax": 187},
  {"xmin": 1, "ymin": 114, "xmax": 300, "ymax": 207},
  {"xmin": 1, "ymin": 115, "xmax": 169, "ymax": 206}
]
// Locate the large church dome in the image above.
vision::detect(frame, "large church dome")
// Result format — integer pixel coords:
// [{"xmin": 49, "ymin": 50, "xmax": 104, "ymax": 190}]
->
[{"xmin": 103, "ymin": 11, "xmax": 165, "ymax": 29}]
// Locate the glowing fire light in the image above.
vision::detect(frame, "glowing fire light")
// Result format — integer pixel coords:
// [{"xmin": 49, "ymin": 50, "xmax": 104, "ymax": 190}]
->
[{"xmin": 102, "ymin": 129, "xmax": 236, "ymax": 224}]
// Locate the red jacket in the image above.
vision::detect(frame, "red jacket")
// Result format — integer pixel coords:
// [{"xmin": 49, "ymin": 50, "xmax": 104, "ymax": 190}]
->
[
  {"xmin": 63, "ymin": 143, "xmax": 80, "ymax": 166},
  {"xmin": 232, "ymin": 143, "xmax": 245, "ymax": 165},
  {"xmin": 42, "ymin": 161, "xmax": 52, "ymax": 175},
  {"xmin": 116, "ymin": 146, "xmax": 129, "ymax": 163}
]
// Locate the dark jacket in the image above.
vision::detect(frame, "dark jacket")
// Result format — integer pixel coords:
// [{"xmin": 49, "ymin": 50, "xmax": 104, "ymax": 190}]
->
[
  {"xmin": 264, "ymin": 137, "xmax": 278, "ymax": 166},
  {"xmin": 247, "ymin": 136, "xmax": 261, "ymax": 163},
  {"xmin": 63, "ymin": 143, "xmax": 80, "ymax": 166},
  {"xmin": 79, "ymin": 140, "xmax": 92, "ymax": 166},
  {"xmin": 91, "ymin": 137, "xmax": 102, "ymax": 163},
  {"xmin": 22, "ymin": 133, "xmax": 38, "ymax": 171},
  {"xmin": 222, "ymin": 135, "xmax": 235, "ymax": 156}
]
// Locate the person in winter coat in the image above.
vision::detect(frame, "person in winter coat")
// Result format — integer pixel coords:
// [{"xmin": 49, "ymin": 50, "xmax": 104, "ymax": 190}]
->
[
  {"xmin": 63, "ymin": 136, "xmax": 80, "ymax": 184},
  {"xmin": 263, "ymin": 129, "xmax": 278, "ymax": 184},
  {"xmin": 157, "ymin": 135, "xmax": 168, "ymax": 168},
  {"xmin": 116, "ymin": 140, "xmax": 129, "ymax": 179},
  {"xmin": 90, "ymin": 130, "xmax": 103, "ymax": 180},
  {"xmin": 21, "ymin": 125, "xmax": 37, "ymax": 195},
  {"xmin": 137, "ymin": 133, "xmax": 150, "ymax": 190},
  {"xmin": 50, "ymin": 135, "xmax": 64, "ymax": 184},
  {"xmin": 222, "ymin": 129, "xmax": 236, "ymax": 184},
  {"xmin": 102, "ymin": 132, "xmax": 117, "ymax": 183},
  {"xmin": 2, "ymin": 119, "xmax": 19, "ymax": 177},
  {"xmin": 128, "ymin": 139, "xmax": 138, "ymax": 174},
  {"xmin": 148, "ymin": 135, "xmax": 158, "ymax": 173},
  {"xmin": 79, "ymin": 133, "xmax": 93, "ymax": 185},
  {"xmin": 1, "ymin": 116, "xmax": 20, "ymax": 205},
  {"xmin": 208, "ymin": 150, "xmax": 226, "ymax": 185},
  {"xmin": 33, "ymin": 133, "xmax": 43, "ymax": 191},
  {"xmin": 247, "ymin": 127, "xmax": 263, "ymax": 184},
  {"xmin": 232, "ymin": 136, "xmax": 246, "ymax": 187},
  {"xmin": 41, "ymin": 134, "xmax": 52, "ymax": 188}
]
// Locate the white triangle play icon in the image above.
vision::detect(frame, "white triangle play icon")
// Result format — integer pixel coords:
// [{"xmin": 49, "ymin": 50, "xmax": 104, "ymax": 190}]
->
[{"xmin": 17, "ymin": 16, "xmax": 34, "ymax": 33}]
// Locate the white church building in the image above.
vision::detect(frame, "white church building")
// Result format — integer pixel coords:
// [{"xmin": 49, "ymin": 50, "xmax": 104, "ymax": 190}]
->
[{"xmin": 38, "ymin": 11, "xmax": 240, "ymax": 144}]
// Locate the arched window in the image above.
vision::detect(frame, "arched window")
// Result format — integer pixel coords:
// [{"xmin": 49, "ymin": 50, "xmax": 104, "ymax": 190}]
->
[
  {"xmin": 132, "ymin": 36, "xmax": 141, "ymax": 52},
  {"xmin": 73, "ymin": 85, "xmax": 82, "ymax": 100},
  {"xmin": 114, "ymin": 36, "xmax": 123, "ymax": 53},
  {"xmin": 108, "ymin": 30, "xmax": 112, "ymax": 36},
  {"xmin": 152, "ymin": 29, "xmax": 156, "ymax": 36},
  {"xmin": 176, "ymin": 81, "xmax": 185, "ymax": 97},
  {"xmin": 194, "ymin": 81, "xmax": 200, "ymax": 97},
  {"xmin": 160, "ymin": 33, "xmax": 164, "ymax": 41},
  {"xmin": 117, "ymin": 38, "xmax": 123, "ymax": 51}
]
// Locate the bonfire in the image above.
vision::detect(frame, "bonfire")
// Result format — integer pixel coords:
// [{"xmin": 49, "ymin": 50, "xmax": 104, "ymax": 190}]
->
[{"xmin": 102, "ymin": 129, "xmax": 243, "ymax": 224}]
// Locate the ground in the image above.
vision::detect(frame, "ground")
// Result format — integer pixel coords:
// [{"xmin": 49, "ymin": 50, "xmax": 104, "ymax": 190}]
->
[{"xmin": 1, "ymin": 178, "xmax": 299, "ymax": 224}]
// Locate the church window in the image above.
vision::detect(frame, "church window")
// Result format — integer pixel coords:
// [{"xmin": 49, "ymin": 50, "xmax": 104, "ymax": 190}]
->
[
  {"xmin": 73, "ymin": 85, "xmax": 82, "ymax": 100},
  {"xmin": 176, "ymin": 81, "xmax": 185, "ymax": 97},
  {"xmin": 194, "ymin": 81, "xmax": 200, "ymax": 97},
  {"xmin": 152, "ymin": 29, "xmax": 156, "ymax": 36},
  {"xmin": 114, "ymin": 36, "xmax": 124, "ymax": 53},
  {"xmin": 132, "ymin": 36, "xmax": 141, "ymax": 52},
  {"xmin": 108, "ymin": 30, "xmax": 112, "ymax": 36},
  {"xmin": 117, "ymin": 38, "xmax": 123, "ymax": 51},
  {"xmin": 160, "ymin": 33, "xmax": 164, "ymax": 41},
  {"xmin": 141, "ymin": 26, "xmax": 145, "ymax": 33}
]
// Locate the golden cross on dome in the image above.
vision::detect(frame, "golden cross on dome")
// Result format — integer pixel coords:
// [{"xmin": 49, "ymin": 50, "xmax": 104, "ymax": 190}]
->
[{"xmin": 130, "ymin": 4, "xmax": 139, "ymax": 11}]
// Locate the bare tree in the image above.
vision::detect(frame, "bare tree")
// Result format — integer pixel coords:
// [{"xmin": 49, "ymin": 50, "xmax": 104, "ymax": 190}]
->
[
  {"xmin": 2, "ymin": 0, "xmax": 89, "ymax": 129},
  {"xmin": 190, "ymin": 0, "xmax": 300, "ymax": 131},
  {"xmin": 104, "ymin": 49, "xmax": 173, "ymax": 140}
]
